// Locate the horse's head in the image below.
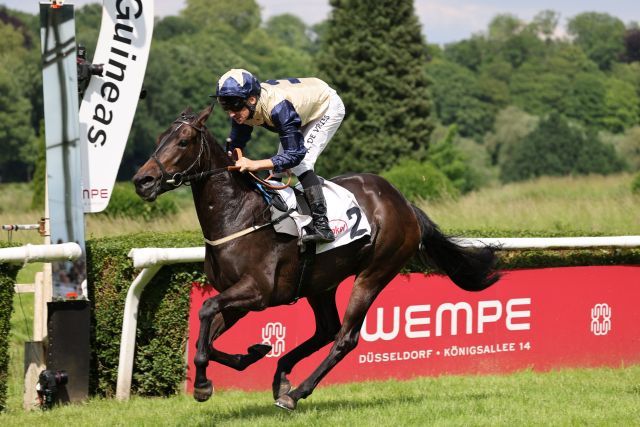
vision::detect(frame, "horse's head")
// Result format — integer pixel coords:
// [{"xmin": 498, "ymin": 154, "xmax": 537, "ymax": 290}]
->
[{"xmin": 133, "ymin": 105, "xmax": 215, "ymax": 201}]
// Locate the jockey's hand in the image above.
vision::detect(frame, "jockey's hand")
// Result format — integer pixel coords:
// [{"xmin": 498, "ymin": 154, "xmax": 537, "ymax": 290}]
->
[{"xmin": 235, "ymin": 157, "xmax": 258, "ymax": 172}]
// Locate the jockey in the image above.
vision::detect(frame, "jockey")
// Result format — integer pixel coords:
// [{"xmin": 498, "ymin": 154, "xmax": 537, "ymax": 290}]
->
[{"xmin": 215, "ymin": 68, "xmax": 346, "ymax": 244}]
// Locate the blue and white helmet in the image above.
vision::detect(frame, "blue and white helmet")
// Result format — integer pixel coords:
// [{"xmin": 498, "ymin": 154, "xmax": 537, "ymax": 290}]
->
[{"xmin": 215, "ymin": 69, "xmax": 261, "ymax": 99}]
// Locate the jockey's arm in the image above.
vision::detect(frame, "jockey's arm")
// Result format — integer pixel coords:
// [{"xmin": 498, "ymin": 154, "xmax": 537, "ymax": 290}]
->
[
  {"xmin": 235, "ymin": 157, "xmax": 274, "ymax": 172},
  {"xmin": 268, "ymin": 100, "xmax": 306, "ymax": 172},
  {"xmin": 229, "ymin": 121, "xmax": 253, "ymax": 150}
]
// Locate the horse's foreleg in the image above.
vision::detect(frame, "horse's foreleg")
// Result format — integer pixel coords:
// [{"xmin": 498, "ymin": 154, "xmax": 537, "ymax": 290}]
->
[
  {"xmin": 193, "ymin": 276, "xmax": 266, "ymax": 402},
  {"xmin": 204, "ymin": 310, "xmax": 272, "ymax": 370},
  {"xmin": 275, "ymin": 273, "xmax": 393, "ymax": 411},
  {"xmin": 272, "ymin": 291, "xmax": 340, "ymax": 399}
]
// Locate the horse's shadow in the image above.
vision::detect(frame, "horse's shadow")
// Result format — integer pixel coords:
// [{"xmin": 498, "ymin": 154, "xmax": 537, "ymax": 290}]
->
[{"xmin": 196, "ymin": 388, "xmax": 507, "ymax": 424}]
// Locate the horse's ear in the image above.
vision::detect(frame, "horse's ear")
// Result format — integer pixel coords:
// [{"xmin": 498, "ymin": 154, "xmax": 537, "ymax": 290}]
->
[{"xmin": 197, "ymin": 103, "xmax": 214, "ymax": 126}]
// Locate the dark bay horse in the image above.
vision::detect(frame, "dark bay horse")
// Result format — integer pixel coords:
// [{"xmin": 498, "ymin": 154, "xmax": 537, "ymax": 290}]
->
[{"xmin": 133, "ymin": 105, "xmax": 500, "ymax": 411}]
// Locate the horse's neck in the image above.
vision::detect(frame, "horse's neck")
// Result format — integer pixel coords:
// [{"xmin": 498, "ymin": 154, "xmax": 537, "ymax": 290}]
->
[{"xmin": 190, "ymin": 143, "xmax": 264, "ymax": 241}]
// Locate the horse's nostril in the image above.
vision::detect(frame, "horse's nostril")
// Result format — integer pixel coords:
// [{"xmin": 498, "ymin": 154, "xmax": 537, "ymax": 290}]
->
[{"xmin": 134, "ymin": 175, "xmax": 155, "ymax": 190}]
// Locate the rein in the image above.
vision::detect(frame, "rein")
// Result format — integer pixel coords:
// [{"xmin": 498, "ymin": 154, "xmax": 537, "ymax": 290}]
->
[
  {"xmin": 153, "ymin": 112, "xmax": 297, "ymax": 247},
  {"xmin": 151, "ymin": 116, "xmax": 240, "ymax": 189}
]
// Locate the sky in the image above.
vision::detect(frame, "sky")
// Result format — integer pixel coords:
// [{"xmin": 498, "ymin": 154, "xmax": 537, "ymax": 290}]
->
[{"xmin": 2, "ymin": 0, "xmax": 639, "ymax": 44}]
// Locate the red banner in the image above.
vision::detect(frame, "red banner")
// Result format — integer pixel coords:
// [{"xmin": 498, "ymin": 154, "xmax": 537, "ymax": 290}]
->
[{"xmin": 186, "ymin": 266, "xmax": 640, "ymax": 392}]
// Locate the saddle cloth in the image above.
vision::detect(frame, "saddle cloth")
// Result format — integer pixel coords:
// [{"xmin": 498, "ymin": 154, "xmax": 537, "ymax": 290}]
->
[{"xmin": 268, "ymin": 180, "xmax": 372, "ymax": 254}]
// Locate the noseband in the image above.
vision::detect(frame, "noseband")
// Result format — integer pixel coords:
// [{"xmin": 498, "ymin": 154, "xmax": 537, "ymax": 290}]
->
[{"xmin": 151, "ymin": 113, "xmax": 233, "ymax": 189}]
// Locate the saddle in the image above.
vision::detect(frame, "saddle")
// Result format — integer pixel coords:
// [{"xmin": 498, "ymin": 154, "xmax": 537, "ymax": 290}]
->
[{"xmin": 252, "ymin": 178, "xmax": 372, "ymax": 302}]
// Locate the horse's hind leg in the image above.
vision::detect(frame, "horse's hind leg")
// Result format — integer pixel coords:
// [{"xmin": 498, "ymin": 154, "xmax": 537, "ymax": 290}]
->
[
  {"xmin": 193, "ymin": 276, "xmax": 267, "ymax": 402},
  {"xmin": 272, "ymin": 290, "xmax": 340, "ymax": 399},
  {"xmin": 275, "ymin": 271, "xmax": 396, "ymax": 411},
  {"xmin": 207, "ymin": 310, "xmax": 272, "ymax": 371}
]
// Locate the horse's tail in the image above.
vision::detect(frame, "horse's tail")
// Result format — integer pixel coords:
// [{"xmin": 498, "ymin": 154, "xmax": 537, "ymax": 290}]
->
[{"xmin": 411, "ymin": 205, "xmax": 500, "ymax": 292}]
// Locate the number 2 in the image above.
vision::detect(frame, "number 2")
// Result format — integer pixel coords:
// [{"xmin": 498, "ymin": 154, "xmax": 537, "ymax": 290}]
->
[{"xmin": 347, "ymin": 207, "xmax": 366, "ymax": 239}]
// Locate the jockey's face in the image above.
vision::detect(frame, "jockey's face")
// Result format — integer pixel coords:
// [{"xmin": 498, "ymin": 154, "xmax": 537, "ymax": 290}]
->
[{"xmin": 227, "ymin": 96, "xmax": 257, "ymax": 124}]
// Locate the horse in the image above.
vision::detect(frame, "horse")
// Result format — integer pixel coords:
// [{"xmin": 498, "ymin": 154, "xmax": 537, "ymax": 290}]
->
[{"xmin": 132, "ymin": 104, "xmax": 500, "ymax": 411}]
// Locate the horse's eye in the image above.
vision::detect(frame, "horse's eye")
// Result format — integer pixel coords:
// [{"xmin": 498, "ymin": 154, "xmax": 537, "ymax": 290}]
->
[{"xmin": 178, "ymin": 139, "xmax": 189, "ymax": 147}]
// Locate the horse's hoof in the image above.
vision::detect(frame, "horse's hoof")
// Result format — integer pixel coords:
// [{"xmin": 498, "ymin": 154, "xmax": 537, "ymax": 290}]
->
[
  {"xmin": 272, "ymin": 379, "xmax": 291, "ymax": 400},
  {"xmin": 193, "ymin": 380, "xmax": 213, "ymax": 402},
  {"xmin": 248, "ymin": 343, "xmax": 272, "ymax": 357},
  {"xmin": 274, "ymin": 394, "xmax": 296, "ymax": 411}
]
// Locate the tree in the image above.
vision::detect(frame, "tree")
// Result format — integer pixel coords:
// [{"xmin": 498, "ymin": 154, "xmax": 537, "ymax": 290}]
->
[
  {"xmin": 509, "ymin": 44, "xmax": 596, "ymax": 117},
  {"xmin": 567, "ymin": 12, "xmax": 625, "ymax": 70},
  {"xmin": 316, "ymin": 0, "xmax": 432, "ymax": 176},
  {"xmin": 484, "ymin": 106, "xmax": 538, "ymax": 167},
  {"xmin": 265, "ymin": 14, "xmax": 312, "ymax": 52},
  {"xmin": 622, "ymin": 28, "xmax": 640, "ymax": 63},
  {"xmin": 181, "ymin": 0, "xmax": 261, "ymax": 34},
  {"xmin": 486, "ymin": 14, "xmax": 545, "ymax": 68},
  {"xmin": 427, "ymin": 59, "xmax": 495, "ymax": 138},
  {"xmin": 609, "ymin": 126, "xmax": 640, "ymax": 171},
  {"xmin": 427, "ymin": 125, "xmax": 478, "ymax": 193},
  {"xmin": 601, "ymin": 78, "xmax": 640, "ymax": 133},
  {"xmin": 0, "ymin": 20, "xmax": 37, "ymax": 181},
  {"xmin": 531, "ymin": 10, "xmax": 560, "ymax": 42},
  {"xmin": 443, "ymin": 36, "xmax": 487, "ymax": 72},
  {"xmin": 565, "ymin": 72, "xmax": 607, "ymax": 128},
  {"xmin": 501, "ymin": 113, "xmax": 623, "ymax": 182}
]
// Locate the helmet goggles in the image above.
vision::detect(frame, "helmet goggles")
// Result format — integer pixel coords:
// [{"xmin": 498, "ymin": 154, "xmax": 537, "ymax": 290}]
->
[{"xmin": 218, "ymin": 96, "xmax": 246, "ymax": 112}]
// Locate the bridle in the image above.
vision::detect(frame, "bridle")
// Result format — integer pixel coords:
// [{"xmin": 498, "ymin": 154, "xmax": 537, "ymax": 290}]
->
[{"xmin": 151, "ymin": 113, "xmax": 237, "ymax": 189}]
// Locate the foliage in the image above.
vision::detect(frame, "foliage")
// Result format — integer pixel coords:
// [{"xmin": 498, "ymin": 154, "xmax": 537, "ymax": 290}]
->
[
  {"xmin": 427, "ymin": 59, "xmax": 496, "ymax": 138},
  {"xmin": 501, "ymin": 113, "xmax": 624, "ymax": 182},
  {"xmin": 427, "ymin": 125, "xmax": 479, "ymax": 193},
  {"xmin": 601, "ymin": 78, "xmax": 640, "ymax": 132},
  {"xmin": 0, "ymin": 20, "xmax": 38, "ymax": 182},
  {"xmin": 316, "ymin": 0, "xmax": 433, "ymax": 176},
  {"xmin": 632, "ymin": 172, "xmax": 640, "ymax": 194},
  {"xmin": 2, "ymin": 4, "xmax": 640, "ymax": 190},
  {"xmin": 86, "ymin": 231, "xmax": 204, "ymax": 396},
  {"xmin": 30, "ymin": 123, "xmax": 45, "ymax": 210},
  {"xmin": 485, "ymin": 106, "xmax": 538, "ymax": 168},
  {"xmin": 622, "ymin": 28, "xmax": 640, "ymax": 62},
  {"xmin": 567, "ymin": 12, "xmax": 626, "ymax": 70},
  {"xmin": 99, "ymin": 184, "xmax": 178, "ymax": 221},
  {"xmin": 181, "ymin": 0, "xmax": 261, "ymax": 34},
  {"xmin": 0, "ymin": 244, "xmax": 19, "ymax": 412},
  {"xmin": 381, "ymin": 160, "xmax": 458, "ymax": 202}
]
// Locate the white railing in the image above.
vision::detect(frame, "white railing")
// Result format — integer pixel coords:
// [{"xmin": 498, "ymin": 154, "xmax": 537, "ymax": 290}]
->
[
  {"xmin": 116, "ymin": 236, "xmax": 640, "ymax": 400},
  {"xmin": 0, "ymin": 242, "xmax": 82, "ymax": 264}
]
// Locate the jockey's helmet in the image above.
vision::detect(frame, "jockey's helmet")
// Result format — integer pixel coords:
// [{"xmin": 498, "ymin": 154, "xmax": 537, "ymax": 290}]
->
[{"xmin": 215, "ymin": 69, "xmax": 261, "ymax": 112}]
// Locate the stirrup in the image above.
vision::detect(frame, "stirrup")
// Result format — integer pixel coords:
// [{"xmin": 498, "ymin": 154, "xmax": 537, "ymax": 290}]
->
[{"xmin": 302, "ymin": 225, "xmax": 335, "ymax": 243}]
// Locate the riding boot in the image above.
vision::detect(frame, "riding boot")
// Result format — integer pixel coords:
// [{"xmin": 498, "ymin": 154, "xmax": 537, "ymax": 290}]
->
[{"xmin": 301, "ymin": 185, "xmax": 335, "ymax": 243}]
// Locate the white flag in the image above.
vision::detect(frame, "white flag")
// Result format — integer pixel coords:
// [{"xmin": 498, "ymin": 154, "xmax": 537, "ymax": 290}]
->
[{"xmin": 79, "ymin": 0, "xmax": 154, "ymax": 212}]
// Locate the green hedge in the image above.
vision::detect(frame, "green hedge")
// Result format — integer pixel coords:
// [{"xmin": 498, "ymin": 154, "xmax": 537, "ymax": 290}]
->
[
  {"xmin": 381, "ymin": 160, "xmax": 460, "ymax": 202},
  {"xmin": 0, "ymin": 242, "xmax": 20, "ymax": 412},
  {"xmin": 86, "ymin": 231, "xmax": 205, "ymax": 397},
  {"xmin": 83, "ymin": 230, "xmax": 640, "ymax": 398},
  {"xmin": 98, "ymin": 184, "xmax": 178, "ymax": 221}
]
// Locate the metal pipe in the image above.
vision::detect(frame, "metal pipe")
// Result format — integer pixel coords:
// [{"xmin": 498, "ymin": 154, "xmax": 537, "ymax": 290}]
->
[
  {"xmin": 115, "ymin": 265, "xmax": 162, "ymax": 401},
  {"xmin": 0, "ymin": 242, "xmax": 82, "ymax": 264},
  {"xmin": 455, "ymin": 236, "xmax": 640, "ymax": 250},
  {"xmin": 128, "ymin": 247, "xmax": 206, "ymax": 269}
]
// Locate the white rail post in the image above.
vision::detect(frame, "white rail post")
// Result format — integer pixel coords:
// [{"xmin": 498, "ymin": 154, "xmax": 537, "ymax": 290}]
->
[{"xmin": 115, "ymin": 265, "xmax": 162, "ymax": 401}]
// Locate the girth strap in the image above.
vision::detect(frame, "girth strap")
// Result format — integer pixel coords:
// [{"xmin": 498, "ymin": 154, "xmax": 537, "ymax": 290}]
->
[{"xmin": 204, "ymin": 208, "xmax": 294, "ymax": 247}]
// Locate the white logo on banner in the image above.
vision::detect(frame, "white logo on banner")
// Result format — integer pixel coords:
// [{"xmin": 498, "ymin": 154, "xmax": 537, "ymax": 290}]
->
[
  {"xmin": 262, "ymin": 322, "xmax": 286, "ymax": 357},
  {"xmin": 590, "ymin": 303, "xmax": 612, "ymax": 336}
]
